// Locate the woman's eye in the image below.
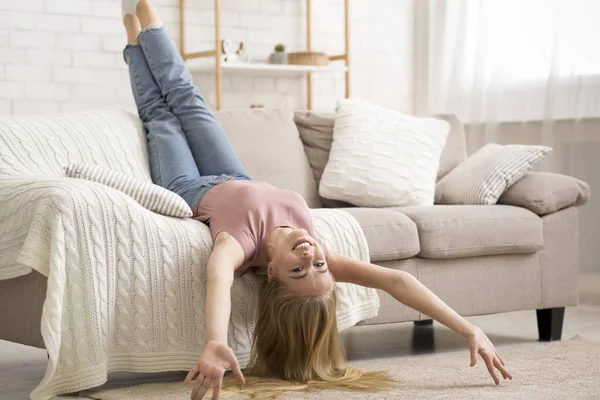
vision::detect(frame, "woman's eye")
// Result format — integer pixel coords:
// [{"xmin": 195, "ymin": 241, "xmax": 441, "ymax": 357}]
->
[
  {"xmin": 293, "ymin": 267, "xmax": 304, "ymax": 273},
  {"xmin": 314, "ymin": 263, "xmax": 325, "ymax": 268}
]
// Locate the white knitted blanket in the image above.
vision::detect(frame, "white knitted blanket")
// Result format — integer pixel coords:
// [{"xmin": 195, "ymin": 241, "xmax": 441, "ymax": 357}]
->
[{"xmin": 0, "ymin": 110, "xmax": 380, "ymax": 400}]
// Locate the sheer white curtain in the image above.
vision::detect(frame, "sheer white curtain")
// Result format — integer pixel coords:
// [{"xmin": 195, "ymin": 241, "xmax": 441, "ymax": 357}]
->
[
  {"xmin": 415, "ymin": 0, "xmax": 600, "ymax": 273},
  {"xmin": 427, "ymin": 0, "xmax": 600, "ymax": 120},
  {"xmin": 417, "ymin": 0, "xmax": 600, "ymax": 153}
]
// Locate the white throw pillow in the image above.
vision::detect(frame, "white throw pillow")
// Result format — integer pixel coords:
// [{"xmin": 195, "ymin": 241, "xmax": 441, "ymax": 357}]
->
[
  {"xmin": 319, "ymin": 98, "xmax": 450, "ymax": 207},
  {"xmin": 435, "ymin": 143, "xmax": 552, "ymax": 205},
  {"xmin": 64, "ymin": 163, "xmax": 193, "ymax": 218}
]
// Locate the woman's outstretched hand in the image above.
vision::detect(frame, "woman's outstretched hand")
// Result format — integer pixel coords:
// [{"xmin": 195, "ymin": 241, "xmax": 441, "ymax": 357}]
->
[
  {"xmin": 466, "ymin": 325, "xmax": 513, "ymax": 385},
  {"xmin": 184, "ymin": 340, "xmax": 246, "ymax": 400}
]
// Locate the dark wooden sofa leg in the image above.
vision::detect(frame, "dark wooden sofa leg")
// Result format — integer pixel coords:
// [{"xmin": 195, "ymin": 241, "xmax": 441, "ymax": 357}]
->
[
  {"xmin": 412, "ymin": 319, "xmax": 435, "ymax": 353},
  {"xmin": 414, "ymin": 319, "xmax": 433, "ymax": 326},
  {"xmin": 536, "ymin": 307, "xmax": 565, "ymax": 341}
]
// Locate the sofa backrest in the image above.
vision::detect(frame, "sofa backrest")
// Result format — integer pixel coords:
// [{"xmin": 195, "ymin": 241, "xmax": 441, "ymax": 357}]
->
[
  {"xmin": 0, "ymin": 108, "xmax": 462, "ymax": 211},
  {"xmin": 433, "ymin": 114, "xmax": 468, "ymax": 179},
  {"xmin": 293, "ymin": 111, "xmax": 468, "ymax": 188},
  {"xmin": 0, "ymin": 108, "xmax": 323, "ymax": 208},
  {"xmin": 215, "ymin": 109, "xmax": 321, "ymax": 208},
  {"xmin": 0, "ymin": 110, "xmax": 152, "ymax": 182}
]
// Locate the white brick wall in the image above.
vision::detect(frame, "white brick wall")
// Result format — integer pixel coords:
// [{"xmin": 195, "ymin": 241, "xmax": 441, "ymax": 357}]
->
[
  {"xmin": 0, "ymin": 0, "xmax": 414, "ymax": 115},
  {"xmin": 5, "ymin": 65, "xmax": 52, "ymax": 82}
]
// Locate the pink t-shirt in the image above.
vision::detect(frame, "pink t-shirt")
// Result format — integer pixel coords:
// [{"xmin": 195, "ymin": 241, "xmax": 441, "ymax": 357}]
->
[{"xmin": 194, "ymin": 180, "xmax": 328, "ymax": 271}]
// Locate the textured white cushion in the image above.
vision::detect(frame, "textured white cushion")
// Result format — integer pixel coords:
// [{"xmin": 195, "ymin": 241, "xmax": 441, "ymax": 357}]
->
[
  {"xmin": 64, "ymin": 163, "xmax": 193, "ymax": 218},
  {"xmin": 435, "ymin": 143, "xmax": 552, "ymax": 205},
  {"xmin": 319, "ymin": 98, "xmax": 450, "ymax": 207}
]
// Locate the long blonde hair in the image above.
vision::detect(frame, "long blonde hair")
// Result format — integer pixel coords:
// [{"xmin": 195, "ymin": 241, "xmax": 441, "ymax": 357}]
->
[{"xmin": 222, "ymin": 278, "xmax": 398, "ymax": 399}]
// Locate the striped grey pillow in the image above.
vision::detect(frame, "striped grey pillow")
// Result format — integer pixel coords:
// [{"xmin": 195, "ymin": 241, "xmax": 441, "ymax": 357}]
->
[
  {"xmin": 64, "ymin": 163, "xmax": 193, "ymax": 218},
  {"xmin": 435, "ymin": 144, "xmax": 552, "ymax": 205}
]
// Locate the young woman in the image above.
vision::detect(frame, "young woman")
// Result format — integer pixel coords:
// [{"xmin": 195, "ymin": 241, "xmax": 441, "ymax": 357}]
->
[{"xmin": 121, "ymin": 1, "xmax": 513, "ymax": 399}]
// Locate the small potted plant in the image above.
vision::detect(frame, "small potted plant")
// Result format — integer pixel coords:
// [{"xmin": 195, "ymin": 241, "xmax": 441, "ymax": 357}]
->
[{"xmin": 269, "ymin": 43, "xmax": 287, "ymax": 64}]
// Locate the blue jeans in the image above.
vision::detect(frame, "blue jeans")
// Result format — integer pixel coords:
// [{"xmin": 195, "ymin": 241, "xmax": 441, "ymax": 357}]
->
[{"xmin": 123, "ymin": 27, "xmax": 251, "ymax": 211}]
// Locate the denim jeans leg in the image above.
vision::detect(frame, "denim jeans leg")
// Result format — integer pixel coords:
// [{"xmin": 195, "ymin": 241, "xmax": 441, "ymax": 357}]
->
[
  {"xmin": 137, "ymin": 27, "xmax": 251, "ymax": 181},
  {"xmin": 124, "ymin": 44, "xmax": 209, "ymax": 209}
]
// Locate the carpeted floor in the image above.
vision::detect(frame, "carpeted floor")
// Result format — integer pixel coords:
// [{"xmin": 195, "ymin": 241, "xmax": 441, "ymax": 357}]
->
[{"xmin": 80, "ymin": 335, "xmax": 600, "ymax": 400}]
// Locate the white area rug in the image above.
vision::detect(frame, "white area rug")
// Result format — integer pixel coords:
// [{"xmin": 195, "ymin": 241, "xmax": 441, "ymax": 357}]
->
[{"xmin": 80, "ymin": 335, "xmax": 600, "ymax": 399}]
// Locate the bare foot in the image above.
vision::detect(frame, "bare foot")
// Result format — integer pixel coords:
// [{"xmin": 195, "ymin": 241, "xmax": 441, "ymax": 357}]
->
[
  {"xmin": 123, "ymin": 14, "xmax": 142, "ymax": 45},
  {"xmin": 136, "ymin": 0, "xmax": 163, "ymax": 31}
]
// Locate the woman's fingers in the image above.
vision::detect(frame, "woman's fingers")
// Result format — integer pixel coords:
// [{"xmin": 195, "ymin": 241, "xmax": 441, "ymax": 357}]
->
[
  {"xmin": 185, "ymin": 365, "xmax": 199, "ymax": 384},
  {"xmin": 212, "ymin": 376, "xmax": 222, "ymax": 400},
  {"xmin": 495, "ymin": 350, "xmax": 505, "ymax": 366},
  {"xmin": 469, "ymin": 340, "xmax": 478, "ymax": 367},
  {"xmin": 232, "ymin": 359, "xmax": 246, "ymax": 386},
  {"xmin": 494, "ymin": 358, "xmax": 513, "ymax": 380},
  {"xmin": 481, "ymin": 351, "xmax": 499, "ymax": 385},
  {"xmin": 196, "ymin": 376, "xmax": 212, "ymax": 400},
  {"xmin": 191, "ymin": 374, "xmax": 204, "ymax": 400}
]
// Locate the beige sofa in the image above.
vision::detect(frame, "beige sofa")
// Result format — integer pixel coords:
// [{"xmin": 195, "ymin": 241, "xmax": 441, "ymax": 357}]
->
[{"xmin": 0, "ymin": 108, "xmax": 590, "ymax": 350}]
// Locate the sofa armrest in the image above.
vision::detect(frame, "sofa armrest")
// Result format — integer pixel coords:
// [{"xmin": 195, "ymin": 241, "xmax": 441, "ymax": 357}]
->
[{"xmin": 497, "ymin": 172, "xmax": 590, "ymax": 215}]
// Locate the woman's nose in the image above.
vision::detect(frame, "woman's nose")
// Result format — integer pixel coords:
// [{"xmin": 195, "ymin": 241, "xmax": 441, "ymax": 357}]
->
[
  {"xmin": 301, "ymin": 251, "xmax": 314, "ymax": 262},
  {"xmin": 301, "ymin": 248, "xmax": 314, "ymax": 257}
]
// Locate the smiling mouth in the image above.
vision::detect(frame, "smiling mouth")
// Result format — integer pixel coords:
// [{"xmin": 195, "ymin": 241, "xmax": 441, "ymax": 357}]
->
[{"xmin": 292, "ymin": 239, "xmax": 312, "ymax": 251}]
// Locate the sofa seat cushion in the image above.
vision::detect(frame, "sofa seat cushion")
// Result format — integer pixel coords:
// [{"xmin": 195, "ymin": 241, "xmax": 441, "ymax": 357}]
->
[
  {"xmin": 340, "ymin": 208, "xmax": 420, "ymax": 261},
  {"xmin": 394, "ymin": 205, "xmax": 543, "ymax": 259}
]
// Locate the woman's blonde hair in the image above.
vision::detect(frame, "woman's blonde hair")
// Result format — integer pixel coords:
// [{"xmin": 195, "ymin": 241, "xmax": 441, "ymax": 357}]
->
[{"xmin": 222, "ymin": 277, "xmax": 398, "ymax": 399}]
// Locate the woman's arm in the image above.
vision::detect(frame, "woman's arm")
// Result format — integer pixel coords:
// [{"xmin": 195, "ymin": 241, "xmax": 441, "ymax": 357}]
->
[
  {"xmin": 328, "ymin": 252, "xmax": 475, "ymax": 337},
  {"xmin": 185, "ymin": 232, "xmax": 246, "ymax": 400},
  {"xmin": 328, "ymin": 252, "xmax": 512, "ymax": 384},
  {"xmin": 204, "ymin": 232, "xmax": 245, "ymax": 343}
]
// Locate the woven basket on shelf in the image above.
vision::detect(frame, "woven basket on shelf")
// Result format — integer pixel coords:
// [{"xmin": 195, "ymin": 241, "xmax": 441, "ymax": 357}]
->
[{"xmin": 287, "ymin": 52, "xmax": 329, "ymax": 66}]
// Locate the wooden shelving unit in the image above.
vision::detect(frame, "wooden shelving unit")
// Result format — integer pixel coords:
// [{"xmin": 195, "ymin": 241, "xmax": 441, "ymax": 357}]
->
[
  {"xmin": 178, "ymin": 0, "xmax": 351, "ymax": 110},
  {"xmin": 188, "ymin": 62, "xmax": 349, "ymax": 76}
]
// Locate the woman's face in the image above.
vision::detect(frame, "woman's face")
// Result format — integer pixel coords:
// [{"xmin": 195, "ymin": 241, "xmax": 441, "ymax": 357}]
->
[{"xmin": 267, "ymin": 228, "xmax": 334, "ymax": 296}]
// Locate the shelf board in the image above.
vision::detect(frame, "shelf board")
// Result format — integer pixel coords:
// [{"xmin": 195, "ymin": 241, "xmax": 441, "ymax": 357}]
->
[{"xmin": 189, "ymin": 61, "xmax": 348, "ymax": 77}]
